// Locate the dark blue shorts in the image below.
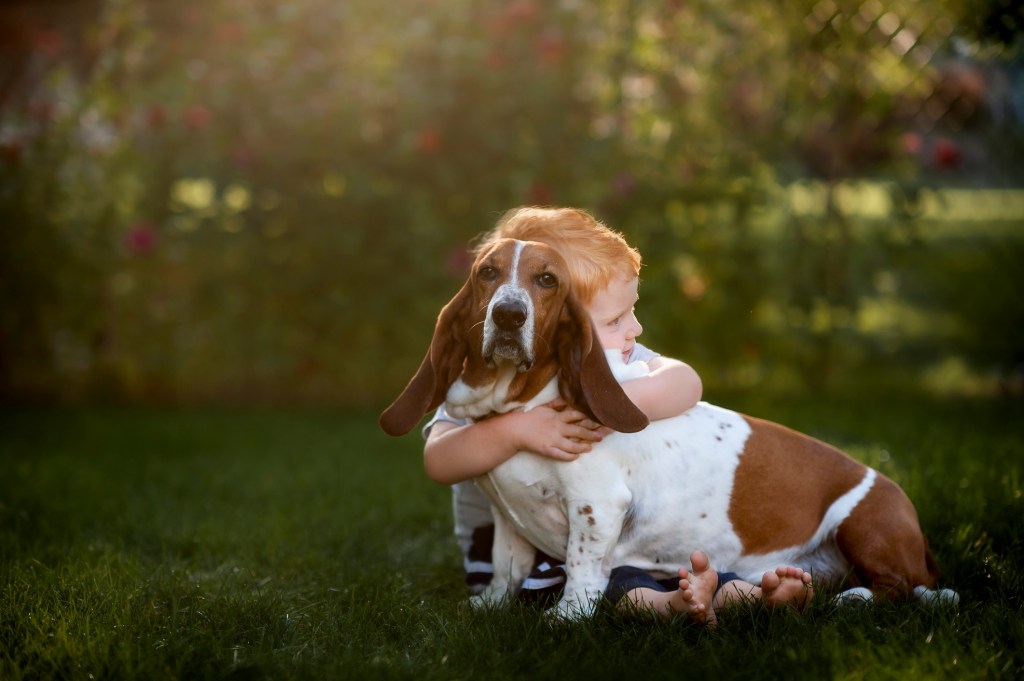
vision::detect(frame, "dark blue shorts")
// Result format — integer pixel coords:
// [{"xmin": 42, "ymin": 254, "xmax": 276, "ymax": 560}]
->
[
  {"xmin": 464, "ymin": 525, "xmax": 740, "ymax": 608},
  {"xmin": 604, "ymin": 565, "xmax": 742, "ymax": 605},
  {"xmin": 514, "ymin": 553, "xmax": 741, "ymax": 608}
]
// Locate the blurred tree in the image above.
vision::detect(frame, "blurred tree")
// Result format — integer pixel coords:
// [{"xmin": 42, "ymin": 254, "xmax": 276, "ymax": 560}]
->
[{"xmin": 0, "ymin": 0, "xmax": 1019, "ymax": 403}]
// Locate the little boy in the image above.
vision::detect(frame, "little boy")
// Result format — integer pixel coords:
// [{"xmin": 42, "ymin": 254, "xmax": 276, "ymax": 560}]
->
[{"xmin": 423, "ymin": 207, "xmax": 812, "ymax": 623}]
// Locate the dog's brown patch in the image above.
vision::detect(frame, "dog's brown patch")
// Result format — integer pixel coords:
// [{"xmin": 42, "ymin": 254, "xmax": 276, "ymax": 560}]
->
[{"xmin": 728, "ymin": 416, "xmax": 867, "ymax": 554}]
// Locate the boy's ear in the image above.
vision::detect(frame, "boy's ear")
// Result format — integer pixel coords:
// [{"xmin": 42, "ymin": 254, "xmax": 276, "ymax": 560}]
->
[{"xmin": 555, "ymin": 294, "xmax": 648, "ymax": 433}]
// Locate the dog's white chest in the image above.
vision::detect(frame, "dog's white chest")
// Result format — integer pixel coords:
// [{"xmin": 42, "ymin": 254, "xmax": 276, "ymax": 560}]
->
[{"xmin": 479, "ymin": 402, "xmax": 752, "ymax": 576}]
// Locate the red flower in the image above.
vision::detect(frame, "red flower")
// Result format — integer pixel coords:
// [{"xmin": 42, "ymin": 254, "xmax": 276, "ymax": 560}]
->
[
  {"xmin": 215, "ymin": 22, "xmax": 245, "ymax": 45},
  {"xmin": 536, "ymin": 30, "xmax": 566, "ymax": 66},
  {"xmin": 417, "ymin": 128, "xmax": 442, "ymax": 154},
  {"xmin": 124, "ymin": 222, "xmax": 158, "ymax": 255},
  {"xmin": 489, "ymin": 1, "xmax": 539, "ymax": 36},
  {"xmin": 33, "ymin": 30, "xmax": 64, "ymax": 58},
  {"xmin": 145, "ymin": 104, "xmax": 168, "ymax": 130},
  {"xmin": 231, "ymin": 144, "xmax": 258, "ymax": 168},
  {"xmin": 29, "ymin": 100, "xmax": 55, "ymax": 123},
  {"xmin": 0, "ymin": 138, "xmax": 23, "ymax": 166},
  {"xmin": 932, "ymin": 138, "xmax": 961, "ymax": 170},
  {"xmin": 445, "ymin": 246, "xmax": 474, "ymax": 278},
  {"xmin": 183, "ymin": 105, "xmax": 211, "ymax": 130},
  {"xmin": 485, "ymin": 49, "xmax": 510, "ymax": 69},
  {"xmin": 506, "ymin": 0, "xmax": 539, "ymax": 21},
  {"xmin": 526, "ymin": 181, "xmax": 554, "ymax": 205}
]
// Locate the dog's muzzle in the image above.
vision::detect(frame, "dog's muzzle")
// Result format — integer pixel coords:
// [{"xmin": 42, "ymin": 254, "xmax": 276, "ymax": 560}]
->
[{"xmin": 483, "ymin": 299, "xmax": 534, "ymax": 371}]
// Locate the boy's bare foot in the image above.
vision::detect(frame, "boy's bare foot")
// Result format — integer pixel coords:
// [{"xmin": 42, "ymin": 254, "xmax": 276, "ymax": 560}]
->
[
  {"xmin": 667, "ymin": 550, "xmax": 719, "ymax": 627},
  {"xmin": 760, "ymin": 566, "xmax": 814, "ymax": 612}
]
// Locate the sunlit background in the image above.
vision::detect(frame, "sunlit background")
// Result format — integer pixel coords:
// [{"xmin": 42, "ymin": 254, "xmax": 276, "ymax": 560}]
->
[{"xmin": 1, "ymin": 0, "xmax": 1022, "ymax": 406}]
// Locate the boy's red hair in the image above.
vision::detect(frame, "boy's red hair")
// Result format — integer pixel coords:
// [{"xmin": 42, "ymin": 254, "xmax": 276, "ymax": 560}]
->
[{"xmin": 477, "ymin": 206, "xmax": 641, "ymax": 305}]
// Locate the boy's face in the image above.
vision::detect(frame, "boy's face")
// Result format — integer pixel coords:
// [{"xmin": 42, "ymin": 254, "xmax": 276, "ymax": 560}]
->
[{"xmin": 586, "ymin": 276, "xmax": 643, "ymax": 363}]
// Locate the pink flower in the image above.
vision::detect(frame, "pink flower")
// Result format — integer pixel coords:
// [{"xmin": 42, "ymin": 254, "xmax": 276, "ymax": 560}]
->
[
  {"xmin": 899, "ymin": 132, "xmax": 922, "ymax": 156},
  {"xmin": 612, "ymin": 172, "xmax": 637, "ymax": 197},
  {"xmin": 183, "ymin": 105, "xmax": 211, "ymax": 130},
  {"xmin": 445, "ymin": 246, "xmax": 474, "ymax": 278},
  {"xmin": 216, "ymin": 22, "xmax": 245, "ymax": 45},
  {"xmin": 124, "ymin": 222, "xmax": 158, "ymax": 255},
  {"xmin": 145, "ymin": 104, "xmax": 168, "ymax": 130}
]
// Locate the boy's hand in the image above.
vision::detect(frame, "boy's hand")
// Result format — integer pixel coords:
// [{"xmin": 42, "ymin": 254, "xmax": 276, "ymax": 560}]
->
[{"xmin": 516, "ymin": 399, "xmax": 608, "ymax": 462}]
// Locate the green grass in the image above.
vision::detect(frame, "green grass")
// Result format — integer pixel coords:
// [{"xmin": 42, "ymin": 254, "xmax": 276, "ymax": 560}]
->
[{"xmin": 1, "ymin": 396, "xmax": 1022, "ymax": 680}]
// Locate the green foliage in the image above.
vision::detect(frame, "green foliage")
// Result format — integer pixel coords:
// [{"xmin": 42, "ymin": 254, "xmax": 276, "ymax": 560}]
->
[
  {"xmin": 1, "ymin": 400, "xmax": 1022, "ymax": 679},
  {"xmin": 1, "ymin": 0, "xmax": 1021, "ymax": 403}
]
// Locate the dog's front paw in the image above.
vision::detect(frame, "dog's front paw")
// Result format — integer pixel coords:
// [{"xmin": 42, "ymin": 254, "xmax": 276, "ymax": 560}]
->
[
  {"xmin": 913, "ymin": 586, "xmax": 960, "ymax": 608},
  {"xmin": 832, "ymin": 586, "xmax": 874, "ymax": 607},
  {"xmin": 470, "ymin": 584, "xmax": 508, "ymax": 610},
  {"xmin": 547, "ymin": 593, "xmax": 598, "ymax": 622}
]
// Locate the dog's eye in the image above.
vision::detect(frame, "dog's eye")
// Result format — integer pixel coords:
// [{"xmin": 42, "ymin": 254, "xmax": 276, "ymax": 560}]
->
[
  {"xmin": 478, "ymin": 266, "xmax": 499, "ymax": 281},
  {"xmin": 535, "ymin": 273, "xmax": 558, "ymax": 289}
]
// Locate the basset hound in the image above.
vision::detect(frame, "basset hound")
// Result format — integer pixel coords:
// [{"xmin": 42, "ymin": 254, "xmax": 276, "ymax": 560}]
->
[{"xmin": 381, "ymin": 238, "xmax": 957, "ymax": 619}]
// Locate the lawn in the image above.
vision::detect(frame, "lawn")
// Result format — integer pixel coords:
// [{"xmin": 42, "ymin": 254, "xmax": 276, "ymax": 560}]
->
[{"xmin": 1, "ymin": 395, "xmax": 1022, "ymax": 680}]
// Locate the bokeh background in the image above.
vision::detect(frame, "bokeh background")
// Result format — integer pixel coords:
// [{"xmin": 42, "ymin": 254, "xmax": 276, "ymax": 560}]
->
[{"xmin": 2, "ymin": 0, "xmax": 1022, "ymax": 407}]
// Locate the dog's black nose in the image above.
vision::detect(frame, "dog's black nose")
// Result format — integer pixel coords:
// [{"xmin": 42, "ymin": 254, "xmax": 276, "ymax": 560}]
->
[{"xmin": 493, "ymin": 301, "xmax": 527, "ymax": 330}]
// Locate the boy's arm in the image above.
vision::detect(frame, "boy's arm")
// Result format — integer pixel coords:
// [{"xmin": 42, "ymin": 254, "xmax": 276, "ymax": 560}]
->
[
  {"xmin": 423, "ymin": 403, "xmax": 605, "ymax": 485},
  {"xmin": 619, "ymin": 356, "xmax": 702, "ymax": 421}
]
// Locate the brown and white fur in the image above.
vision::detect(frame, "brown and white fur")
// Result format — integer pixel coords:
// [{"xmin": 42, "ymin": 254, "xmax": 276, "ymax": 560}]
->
[{"xmin": 380, "ymin": 238, "xmax": 957, "ymax": 619}]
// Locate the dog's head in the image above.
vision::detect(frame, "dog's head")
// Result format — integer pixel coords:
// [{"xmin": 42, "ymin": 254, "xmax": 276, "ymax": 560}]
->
[{"xmin": 379, "ymin": 238, "xmax": 649, "ymax": 436}]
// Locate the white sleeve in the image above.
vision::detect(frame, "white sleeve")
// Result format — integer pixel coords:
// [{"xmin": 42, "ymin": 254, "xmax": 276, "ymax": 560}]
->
[
  {"xmin": 626, "ymin": 342, "xmax": 660, "ymax": 364},
  {"xmin": 421, "ymin": 403, "xmax": 468, "ymax": 439}
]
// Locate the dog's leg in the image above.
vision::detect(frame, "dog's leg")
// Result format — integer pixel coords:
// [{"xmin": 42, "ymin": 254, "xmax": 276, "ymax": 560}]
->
[
  {"xmin": 835, "ymin": 474, "xmax": 941, "ymax": 602},
  {"xmin": 471, "ymin": 511, "xmax": 535, "ymax": 608},
  {"xmin": 551, "ymin": 492, "xmax": 631, "ymax": 621}
]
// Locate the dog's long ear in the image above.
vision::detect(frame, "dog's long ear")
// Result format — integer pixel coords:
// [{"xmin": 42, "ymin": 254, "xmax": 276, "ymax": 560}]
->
[
  {"xmin": 555, "ymin": 294, "xmax": 649, "ymax": 433},
  {"xmin": 379, "ymin": 281, "xmax": 474, "ymax": 436}
]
